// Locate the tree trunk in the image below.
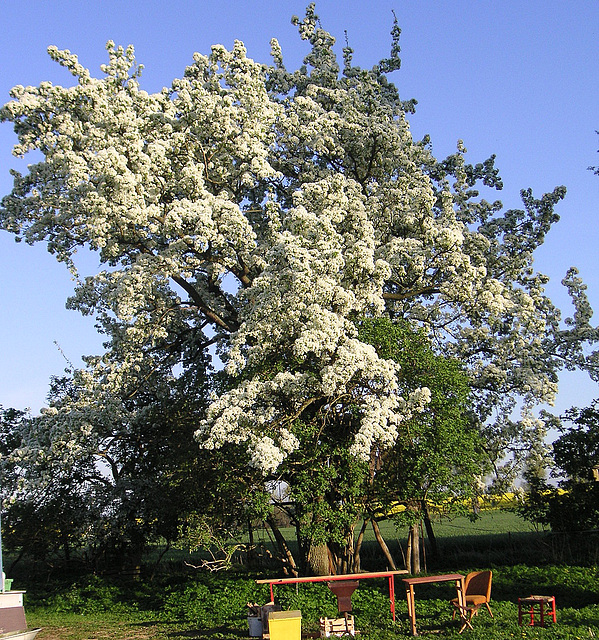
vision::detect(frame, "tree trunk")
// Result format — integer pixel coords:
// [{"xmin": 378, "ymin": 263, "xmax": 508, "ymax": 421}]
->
[
  {"xmin": 352, "ymin": 519, "xmax": 369, "ymax": 573},
  {"xmin": 421, "ymin": 500, "xmax": 438, "ymax": 562},
  {"xmin": 372, "ymin": 518, "xmax": 397, "ymax": 570},
  {"xmin": 409, "ymin": 521, "xmax": 421, "ymax": 574},
  {"xmin": 266, "ymin": 515, "xmax": 299, "ymax": 577},
  {"xmin": 406, "ymin": 528, "xmax": 413, "ymax": 574},
  {"xmin": 308, "ymin": 543, "xmax": 331, "ymax": 576},
  {"xmin": 150, "ymin": 542, "xmax": 171, "ymax": 582},
  {"xmin": 293, "ymin": 518, "xmax": 309, "ymax": 575},
  {"xmin": 63, "ymin": 535, "xmax": 71, "ymax": 563},
  {"xmin": 8, "ymin": 549, "xmax": 25, "ymax": 575},
  {"xmin": 247, "ymin": 518, "xmax": 257, "ymax": 568},
  {"xmin": 339, "ymin": 527, "xmax": 354, "ymax": 574}
]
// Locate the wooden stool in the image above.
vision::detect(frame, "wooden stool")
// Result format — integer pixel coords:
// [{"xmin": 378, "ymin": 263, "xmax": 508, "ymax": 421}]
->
[{"xmin": 518, "ymin": 595, "xmax": 556, "ymax": 626}]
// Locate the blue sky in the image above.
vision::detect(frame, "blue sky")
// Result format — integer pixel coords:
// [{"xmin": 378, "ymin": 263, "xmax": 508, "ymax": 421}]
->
[{"xmin": 1, "ymin": 0, "xmax": 598, "ymax": 417}]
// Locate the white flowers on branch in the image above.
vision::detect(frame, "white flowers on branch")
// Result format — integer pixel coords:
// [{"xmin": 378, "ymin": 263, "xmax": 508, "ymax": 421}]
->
[{"xmin": 1, "ymin": 13, "xmax": 589, "ymax": 480}]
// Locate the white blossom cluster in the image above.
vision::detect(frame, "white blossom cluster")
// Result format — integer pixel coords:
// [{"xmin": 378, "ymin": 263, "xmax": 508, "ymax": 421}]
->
[{"xmin": 1, "ymin": 22, "xmax": 586, "ymax": 478}]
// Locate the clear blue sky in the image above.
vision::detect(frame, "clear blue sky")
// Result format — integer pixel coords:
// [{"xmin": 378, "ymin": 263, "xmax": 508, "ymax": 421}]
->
[{"xmin": 1, "ymin": 0, "xmax": 598, "ymax": 417}]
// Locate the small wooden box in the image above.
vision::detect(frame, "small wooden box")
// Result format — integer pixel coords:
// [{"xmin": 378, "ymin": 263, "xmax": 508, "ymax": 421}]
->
[{"xmin": 320, "ymin": 615, "xmax": 356, "ymax": 637}]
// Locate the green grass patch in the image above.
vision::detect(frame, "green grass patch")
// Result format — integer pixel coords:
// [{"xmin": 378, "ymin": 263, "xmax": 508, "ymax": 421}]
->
[
  {"xmin": 12, "ymin": 511, "xmax": 599, "ymax": 638},
  {"xmin": 21, "ymin": 564, "xmax": 599, "ymax": 639}
]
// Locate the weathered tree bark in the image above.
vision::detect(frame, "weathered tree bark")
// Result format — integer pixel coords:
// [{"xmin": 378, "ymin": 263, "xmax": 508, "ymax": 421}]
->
[
  {"xmin": 308, "ymin": 543, "xmax": 331, "ymax": 576},
  {"xmin": 372, "ymin": 518, "xmax": 397, "ymax": 570},
  {"xmin": 266, "ymin": 515, "xmax": 299, "ymax": 577}
]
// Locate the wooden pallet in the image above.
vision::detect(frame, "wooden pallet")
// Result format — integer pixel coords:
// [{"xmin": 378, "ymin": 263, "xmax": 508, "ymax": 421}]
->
[{"xmin": 319, "ymin": 615, "xmax": 357, "ymax": 637}]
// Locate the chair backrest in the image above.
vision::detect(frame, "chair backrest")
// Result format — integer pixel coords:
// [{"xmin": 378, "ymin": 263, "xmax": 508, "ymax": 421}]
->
[{"xmin": 464, "ymin": 570, "xmax": 492, "ymax": 600}]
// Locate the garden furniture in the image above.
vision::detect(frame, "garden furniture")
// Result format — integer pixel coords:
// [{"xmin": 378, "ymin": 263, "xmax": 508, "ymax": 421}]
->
[
  {"xmin": 256, "ymin": 570, "xmax": 407, "ymax": 621},
  {"xmin": 518, "ymin": 595, "xmax": 556, "ymax": 626},
  {"xmin": 402, "ymin": 573, "xmax": 468, "ymax": 636},
  {"xmin": 450, "ymin": 570, "xmax": 493, "ymax": 629}
]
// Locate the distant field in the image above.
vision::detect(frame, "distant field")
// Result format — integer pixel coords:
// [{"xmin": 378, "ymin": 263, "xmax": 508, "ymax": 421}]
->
[
  {"xmin": 215, "ymin": 510, "xmax": 547, "ymax": 572},
  {"xmin": 412, "ymin": 510, "xmax": 539, "ymax": 537},
  {"xmin": 115, "ymin": 510, "xmax": 546, "ymax": 574},
  {"xmin": 245, "ymin": 509, "xmax": 539, "ymax": 545}
]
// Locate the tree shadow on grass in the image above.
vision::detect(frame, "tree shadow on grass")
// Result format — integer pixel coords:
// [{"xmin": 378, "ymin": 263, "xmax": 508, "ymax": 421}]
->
[
  {"xmin": 165, "ymin": 626, "xmax": 324, "ymax": 639},
  {"xmin": 130, "ymin": 621, "xmax": 248, "ymax": 640},
  {"xmin": 167, "ymin": 626, "xmax": 247, "ymax": 639}
]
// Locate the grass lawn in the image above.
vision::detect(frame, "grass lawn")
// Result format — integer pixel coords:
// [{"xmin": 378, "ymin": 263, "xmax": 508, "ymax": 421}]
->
[
  {"xmin": 26, "ymin": 613, "xmax": 177, "ymax": 640},
  {"xmin": 13, "ymin": 512, "xmax": 599, "ymax": 639},
  {"xmin": 23, "ymin": 564, "xmax": 599, "ymax": 639}
]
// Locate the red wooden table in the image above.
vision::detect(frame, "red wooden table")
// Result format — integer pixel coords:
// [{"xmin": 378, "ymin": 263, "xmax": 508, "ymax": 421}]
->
[
  {"xmin": 256, "ymin": 570, "xmax": 408, "ymax": 621},
  {"xmin": 402, "ymin": 573, "xmax": 467, "ymax": 636}
]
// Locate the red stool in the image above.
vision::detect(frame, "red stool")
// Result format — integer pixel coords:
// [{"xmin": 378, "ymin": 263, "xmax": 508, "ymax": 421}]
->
[{"xmin": 518, "ymin": 595, "xmax": 556, "ymax": 626}]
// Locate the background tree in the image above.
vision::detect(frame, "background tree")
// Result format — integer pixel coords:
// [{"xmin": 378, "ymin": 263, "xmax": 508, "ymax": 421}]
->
[
  {"xmin": 1, "ymin": 345, "xmax": 212, "ymax": 571},
  {"xmin": 515, "ymin": 136, "xmax": 599, "ymax": 538},
  {"xmin": 0, "ymin": 405, "xmax": 96, "ymax": 567},
  {"xmin": 516, "ymin": 401, "xmax": 599, "ymax": 534}
]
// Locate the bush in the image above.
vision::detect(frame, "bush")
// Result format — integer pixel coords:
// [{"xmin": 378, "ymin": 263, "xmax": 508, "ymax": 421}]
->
[
  {"xmin": 45, "ymin": 575, "xmax": 136, "ymax": 615},
  {"xmin": 161, "ymin": 573, "xmax": 265, "ymax": 627}
]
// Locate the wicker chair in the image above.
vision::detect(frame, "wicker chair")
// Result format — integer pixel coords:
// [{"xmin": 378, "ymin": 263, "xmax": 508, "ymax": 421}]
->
[{"xmin": 451, "ymin": 570, "xmax": 493, "ymax": 630}]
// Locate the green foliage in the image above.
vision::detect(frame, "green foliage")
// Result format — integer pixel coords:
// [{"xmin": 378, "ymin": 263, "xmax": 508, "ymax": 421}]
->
[
  {"xmin": 284, "ymin": 437, "xmax": 369, "ymax": 546},
  {"xmin": 551, "ymin": 483, "xmax": 599, "ymax": 532},
  {"xmin": 518, "ymin": 400, "xmax": 599, "ymax": 533},
  {"xmin": 553, "ymin": 401, "xmax": 599, "ymax": 482},
  {"xmin": 161, "ymin": 574, "xmax": 264, "ymax": 626},
  {"xmin": 40, "ymin": 575, "xmax": 138, "ymax": 615},
  {"xmin": 519, "ymin": 481, "xmax": 599, "ymax": 533},
  {"xmin": 0, "ymin": 406, "xmax": 27, "ymax": 455},
  {"xmin": 272, "ymin": 583, "xmax": 340, "ymax": 621},
  {"xmin": 358, "ymin": 318, "xmax": 485, "ymax": 518},
  {"xmin": 513, "ymin": 474, "xmax": 555, "ymax": 528}
]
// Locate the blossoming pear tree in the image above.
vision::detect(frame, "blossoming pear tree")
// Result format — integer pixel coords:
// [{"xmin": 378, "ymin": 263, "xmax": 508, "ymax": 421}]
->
[{"xmin": 2, "ymin": 4, "xmax": 598, "ymax": 572}]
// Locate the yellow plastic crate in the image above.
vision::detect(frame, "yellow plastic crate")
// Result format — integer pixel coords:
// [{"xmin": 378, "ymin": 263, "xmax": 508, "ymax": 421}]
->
[{"xmin": 268, "ymin": 609, "xmax": 302, "ymax": 640}]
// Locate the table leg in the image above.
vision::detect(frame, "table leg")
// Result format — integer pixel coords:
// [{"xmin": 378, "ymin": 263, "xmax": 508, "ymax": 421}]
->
[
  {"xmin": 405, "ymin": 583, "xmax": 417, "ymax": 636},
  {"xmin": 456, "ymin": 578, "xmax": 473, "ymax": 633},
  {"xmin": 389, "ymin": 576, "xmax": 396, "ymax": 621}
]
